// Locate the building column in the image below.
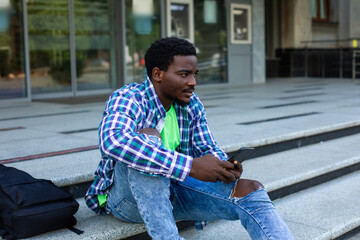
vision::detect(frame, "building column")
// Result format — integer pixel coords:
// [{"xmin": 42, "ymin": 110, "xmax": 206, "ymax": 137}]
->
[
  {"xmin": 252, "ymin": 0, "xmax": 265, "ymax": 83},
  {"xmin": 338, "ymin": 0, "xmax": 360, "ymax": 47}
]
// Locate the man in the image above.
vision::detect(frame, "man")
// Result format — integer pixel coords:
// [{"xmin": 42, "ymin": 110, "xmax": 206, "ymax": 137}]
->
[{"xmin": 85, "ymin": 37, "xmax": 293, "ymax": 240}]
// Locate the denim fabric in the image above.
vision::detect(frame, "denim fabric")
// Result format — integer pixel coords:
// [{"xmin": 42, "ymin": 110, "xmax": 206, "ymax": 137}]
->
[{"xmin": 107, "ymin": 162, "xmax": 293, "ymax": 240}]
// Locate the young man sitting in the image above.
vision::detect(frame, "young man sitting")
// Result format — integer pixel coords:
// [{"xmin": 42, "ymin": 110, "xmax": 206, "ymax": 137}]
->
[{"xmin": 85, "ymin": 37, "xmax": 293, "ymax": 240}]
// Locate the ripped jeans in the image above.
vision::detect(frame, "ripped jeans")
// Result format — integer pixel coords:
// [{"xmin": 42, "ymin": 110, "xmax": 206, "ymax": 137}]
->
[{"xmin": 106, "ymin": 163, "xmax": 294, "ymax": 240}]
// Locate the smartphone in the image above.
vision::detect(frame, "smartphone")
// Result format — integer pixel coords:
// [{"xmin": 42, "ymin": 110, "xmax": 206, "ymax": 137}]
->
[{"xmin": 227, "ymin": 147, "xmax": 255, "ymax": 165}]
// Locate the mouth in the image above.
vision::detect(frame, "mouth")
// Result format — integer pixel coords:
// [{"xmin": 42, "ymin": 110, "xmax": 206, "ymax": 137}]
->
[{"xmin": 183, "ymin": 89, "xmax": 195, "ymax": 98}]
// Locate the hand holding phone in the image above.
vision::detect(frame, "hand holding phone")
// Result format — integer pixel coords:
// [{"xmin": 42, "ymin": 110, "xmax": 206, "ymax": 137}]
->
[{"xmin": 227, "ymin": 147, "xmax": 255, "ymax": 166}]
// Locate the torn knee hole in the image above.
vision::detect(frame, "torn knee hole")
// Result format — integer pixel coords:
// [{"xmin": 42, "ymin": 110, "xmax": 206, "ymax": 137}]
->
[{"xmin": 230, "ymin": 179, "xmax": 264, "ymax": 198}]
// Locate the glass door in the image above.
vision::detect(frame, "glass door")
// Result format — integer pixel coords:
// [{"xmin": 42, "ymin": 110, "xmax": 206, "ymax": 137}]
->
[
  {"xmin": 0, "ymin": 0, "xmax": 27, "ymax": 99},
  {"xmin": 194, "ymin": 0, "xmax": 227, "ymax": 84},
  {"xmin": 74, "ymin": 0, "xmax": 114, "ymax": 91},
  {"xmin": 27, "ymin": 0, "xmax": 116, "ymax": 98},
  {"xmin": 27, "ymin": 0, "xmax": 72, "ymax": 95},
  {"xmin": 125, "ymin": 0, "xmax": 161, "ymax": 84}
]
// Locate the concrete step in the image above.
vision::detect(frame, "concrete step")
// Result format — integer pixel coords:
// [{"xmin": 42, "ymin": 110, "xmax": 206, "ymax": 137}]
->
[
  {"xmin": 181, "ymin": 170, "xmax": 360, "ymax": 240},
  {"xmin": 241, "ymin": 133, "xmax": 360, "ymax": 200},
  {"xmin": 27, "ymin": 197, "xmax": 147, "ymax": 240},
  {"xmin": 22, "ymin": 133, "xmax": 360, "ymax": 239},
  {"xmin": 30, "ymin": 171, "xmax": 360, "ymax": 240},
  {"xmin": 4, "ymin": 125, "xmax": 360, "ymax": 200}
]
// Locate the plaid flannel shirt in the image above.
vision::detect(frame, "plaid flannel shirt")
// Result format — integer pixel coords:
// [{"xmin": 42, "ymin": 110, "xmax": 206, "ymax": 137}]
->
[{"xmin": 85, "ymin": 77, "xmax": 228, "ymax": 230}]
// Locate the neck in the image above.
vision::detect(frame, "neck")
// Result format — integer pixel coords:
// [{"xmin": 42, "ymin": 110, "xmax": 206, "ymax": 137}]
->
[
  {"xmin": 162, "ymin": 101, "xmax": 172, "ymax": 112},
  {"xmin": 151, "ymin": 79, "xmax": 173, "ymax": 111}
]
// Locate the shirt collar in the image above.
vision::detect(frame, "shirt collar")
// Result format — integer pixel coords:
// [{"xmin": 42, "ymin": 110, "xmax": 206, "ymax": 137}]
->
[{"xmin": 144, "ymin": 77, "xmax": 167, "ymax": 117}]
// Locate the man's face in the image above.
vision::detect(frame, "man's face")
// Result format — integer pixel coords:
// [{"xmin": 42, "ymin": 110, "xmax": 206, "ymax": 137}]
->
[{"xmin": 157, "ymin": 55, "xmax": 198, "ymax": 109}]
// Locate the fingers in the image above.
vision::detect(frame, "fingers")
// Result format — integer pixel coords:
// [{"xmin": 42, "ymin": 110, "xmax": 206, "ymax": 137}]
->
[
  {"xmin": 217, "ymin": 167, "xmax": 237, "ymax": 183},
  {"xmin": 229, "ymin": 169, "xmax": 241, "ymax": 179},
  {"xmin": 190, "ymin": 154, "xmax": 242, "ymax": 183},
  {"xmin": 219, "ymin": 160, "xmax": 235, "ymax": 169},
  {"xmin": 220, "ymin": 161, "xmax": 243, "ymax": 183},
  {"xmin": 234, "ymin": 162, "xmax": 243, "ymax": 176}
]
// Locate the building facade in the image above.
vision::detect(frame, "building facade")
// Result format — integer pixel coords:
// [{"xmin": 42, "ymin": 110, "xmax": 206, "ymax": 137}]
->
[
  {"xmin": 265, "ymin": 0, "xmax": 360, "ymax": 78},
  {"xmin": 2, "ymin": 0, "xmax": 358, "ymax": 102},
  {"xmin": 0, "ymin": 0, "xmax": 265, "ymax": 101}
]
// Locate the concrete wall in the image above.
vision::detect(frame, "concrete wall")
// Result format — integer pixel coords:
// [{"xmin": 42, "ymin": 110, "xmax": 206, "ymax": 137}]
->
[
  {"xmin": 281, "ymin": 0, "xmax": 312, "ymax": 48},
  {"xmin": 349, "ymin": 0, "xmax": 360, "ymax": 39},
  {"xmin": 311, "ymin": 0, "xmax": 339, "ymax": 48},
  {"xmin": 312, "ymin": 23, "xmax": 338, "ymax": 48},
  {"xmin": 252, "ymin": 0, "xmax": 265, "ymax": 83},
  {"xmin": 338, "ymin": 0, "xmax": 360, "ymax": 47},
  {"xmin": 338, "ymin": 0, "xmax": 350, "ymax": 45},
  {"xmin": 227, "ymin": 0, "xmax": 265, "ymax": 85}
]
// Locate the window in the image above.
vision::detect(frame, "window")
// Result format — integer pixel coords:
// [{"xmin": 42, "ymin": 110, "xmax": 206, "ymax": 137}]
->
[
  {"xmin": 167, "ymin": 0, "xmax": 194, "ymax": 43},
  {"xmin": 230, "ymin": 3, "xmax": 251, "ymax": 44},
  {"xmin": 312, "ymin": 0, "xmax": 329, "ymax": 22}
]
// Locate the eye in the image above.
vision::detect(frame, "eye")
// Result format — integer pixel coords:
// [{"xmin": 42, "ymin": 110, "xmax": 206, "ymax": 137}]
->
[{"xmin": 180, "ymin": 73, "xmax": 188, "ymax": 77}]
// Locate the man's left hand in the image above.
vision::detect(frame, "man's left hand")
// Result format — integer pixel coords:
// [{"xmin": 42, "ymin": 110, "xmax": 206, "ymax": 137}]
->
[{"xmin": 227, "ymin": 161, "xmax": 243, "ymax": 180}]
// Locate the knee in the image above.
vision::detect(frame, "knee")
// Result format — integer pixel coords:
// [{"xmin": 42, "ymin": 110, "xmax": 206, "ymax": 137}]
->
[
  {"xmin": 247, "ymin": 179, "xmax": 264, "ymax": 191},
  {"xmin": 231, "ymin": 179, "xmax": 264, "ymax": 198}
]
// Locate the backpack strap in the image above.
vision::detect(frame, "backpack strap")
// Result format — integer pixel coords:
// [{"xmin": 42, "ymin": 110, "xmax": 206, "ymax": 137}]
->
[{"xmin": 67, "ymin": 226, "xmax": 84, "ymax": 235}]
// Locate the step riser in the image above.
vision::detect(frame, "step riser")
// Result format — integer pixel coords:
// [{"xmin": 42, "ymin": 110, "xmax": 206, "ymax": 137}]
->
[
  {"xmin": 228, "ymin": 125, "xmax": 360, "ymax": 159},
  {"xmin": 334, "ymin": 225, "xmax": 360, "ymax": 240},
  {"xmin": 268, "ymin": 162, "xmax": 360, "ymax": 200}
]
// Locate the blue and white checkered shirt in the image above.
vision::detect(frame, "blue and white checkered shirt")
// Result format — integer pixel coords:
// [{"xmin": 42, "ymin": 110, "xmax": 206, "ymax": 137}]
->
[{"xmin": 85, "ymin": 77, "xmax": 228, "ymax": 229}]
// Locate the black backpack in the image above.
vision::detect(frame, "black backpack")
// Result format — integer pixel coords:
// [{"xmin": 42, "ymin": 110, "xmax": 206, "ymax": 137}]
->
[{"xmin": 0, "ymin": 164, "xmax": 80, "ymax": 239}]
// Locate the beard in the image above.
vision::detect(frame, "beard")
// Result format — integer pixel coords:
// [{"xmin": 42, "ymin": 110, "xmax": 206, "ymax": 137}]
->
[
  {"xmin": 164, "ymin": 87, "xmax": 195, "ymax": 107},
  {"xmin": 175, "ymin": 98, "xmax": 190, "ymax": 106},
  {"xmin": 176, "ymin": 88, "xmax": 195, "ymax": 106}
]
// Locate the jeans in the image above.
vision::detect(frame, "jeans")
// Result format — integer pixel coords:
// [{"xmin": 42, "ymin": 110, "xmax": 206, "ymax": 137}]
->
[{"xmin": 106, "ymin": 162, "xmax": 294, "ymax": 240}]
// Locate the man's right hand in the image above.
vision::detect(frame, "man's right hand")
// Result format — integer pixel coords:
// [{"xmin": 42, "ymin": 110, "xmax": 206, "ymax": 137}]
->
[{"xmin": 189, "ymin": 154, "xmax": 238, "ymax": 183}]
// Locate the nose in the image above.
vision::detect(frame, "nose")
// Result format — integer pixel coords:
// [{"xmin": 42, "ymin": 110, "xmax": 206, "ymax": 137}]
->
[{"xmin": 188, "ymin": 74, "xmax": 197, "ymax": 86}]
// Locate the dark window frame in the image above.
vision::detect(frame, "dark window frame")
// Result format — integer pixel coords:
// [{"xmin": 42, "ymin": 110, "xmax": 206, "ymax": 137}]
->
[{"xmin": 312, "ymin": 0, "xmax": 330, "ymax": 22}]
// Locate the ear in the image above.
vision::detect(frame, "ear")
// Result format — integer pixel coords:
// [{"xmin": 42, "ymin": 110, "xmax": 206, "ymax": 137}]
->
[{"xmin": 152, "ymin": 67, "xmax": 163, "ymax": 83}]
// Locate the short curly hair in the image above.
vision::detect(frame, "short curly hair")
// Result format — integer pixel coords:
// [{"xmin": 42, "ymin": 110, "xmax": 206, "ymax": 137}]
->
[{"xmin": 145, "ymin": 37, "xmax": 197, "ymax": 79}]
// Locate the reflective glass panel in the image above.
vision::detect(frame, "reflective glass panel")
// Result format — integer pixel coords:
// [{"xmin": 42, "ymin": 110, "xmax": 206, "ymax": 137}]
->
[
  {"xmin": 194, "ymin": 0, "xmax": 227, "ymax": 84},
  {"xmin": 170, "ymin": 3, "xmax": 190, "ymax": 40},
  {"xmin": 74, "ymin": 0, "xmax": 114, "ymax": 91},
  {"xmin": 125, "ymin": 0, "xmax": 161, "ymax": 84},
  {"xmin": 27, "ymin": 0, "xmax": 71, "ymax": 95},
  {"xmin": 320, "ymin": 0, "xmax": 326, "ymax": 19},
  {"xmin": 0, "ymin": 0, "xmax": 26, "ymax": 99}
]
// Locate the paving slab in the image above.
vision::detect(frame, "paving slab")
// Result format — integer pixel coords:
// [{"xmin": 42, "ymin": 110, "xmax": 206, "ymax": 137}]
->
[
  {"xmin": 0, "ymin": 134, "xmax": 97, "ymax": 160},
  {"xmin": 5, "ymin": 149, "xmax": 100, "ymax": 187}
]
